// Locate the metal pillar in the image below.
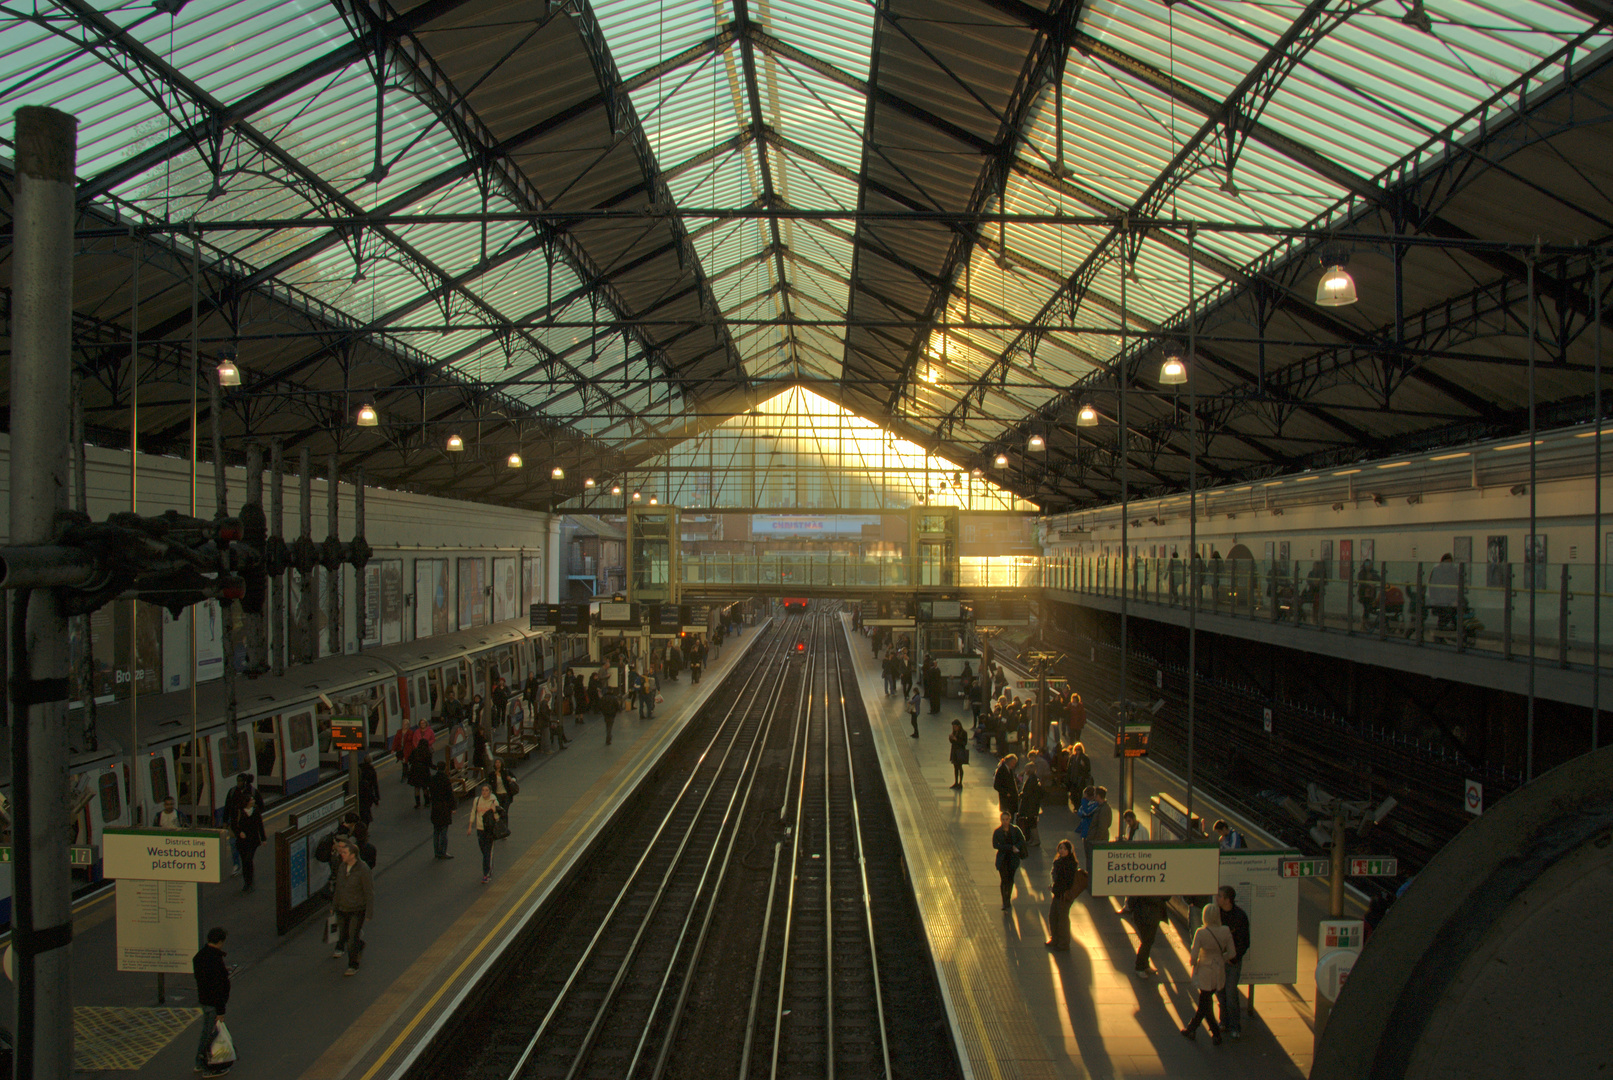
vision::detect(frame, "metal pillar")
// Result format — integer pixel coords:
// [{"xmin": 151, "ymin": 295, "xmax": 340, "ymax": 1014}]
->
[
  {"xmin": 9, "ymin": 103, "xmax": 78, "ymax": 1080},
  {"xmin": 209, "ymin": 374, "xmax": 237, "ymax": 735},
  {"xmin": 1329, "ymin": 813, "xmax": 1347, "ymax": 918},
  {"xmin": 1185, "ymin": 226, "xmax": 1199, "ymax": 826},
  {"xmin": 326, "ymin": 455, "xmax": 341, "ymax": 657},
  {"xmin": 70, "ymin": 375, "xmax": 96, "ymax": 752},
  {"xmin": 354, "ymin": 469, "xmax": 366, "ymax": 651},
  {"xmin": 299, "ymin": 449, "xmax": 313, "ymax": 664},
  {"xmin": 245, "ymin": 442, "xmax": 266, "ymax": 671},
  {"xmin": 269, "ymin": 438, "xmax": 285, "ymax": 675}
]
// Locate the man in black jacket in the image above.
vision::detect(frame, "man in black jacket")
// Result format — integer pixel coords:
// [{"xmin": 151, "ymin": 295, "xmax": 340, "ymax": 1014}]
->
[
  {"xmin": 428, "ymin": 761, "xmax": 457, "ymax": 859},
  {"xmin": 224, "ymin": 775, "xmax": 266, "ymax": 893},
  {"xmin": 193, "ymin": 926, "xmax": 232, "ymax": 1074},
  {"xmin": 1217, "ymin": 886, "xmax": 1252, "ymax": 1038}
]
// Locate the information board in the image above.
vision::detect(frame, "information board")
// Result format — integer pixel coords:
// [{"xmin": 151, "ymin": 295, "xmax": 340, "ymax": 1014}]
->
[
  {"xmin": 1218, "ymin": 850, "xmax": 1301, "ymax": 986},
  {"xmin": 1088, "ymin": 843, "xmax": 1220, "ymax": 896},
  {"xmin": 328, "ymin": 719, "xmax": 365, "ymax": 751},
  {"xmin": 116, "ymin": 879, "xmax": 198, "ymax": 973},
  {"xmin": 530, "ymin": 604, "xmax": 590, "ymax": 630},
  {"xmin": 597, "ymin": 601, "xmax": 639, "ymax": 625},
  {"xmin": 1281, "ymin": 859, "xmax": 1331, "ymax": 878},
  {"xmin": 102, "ymin": 828, "xmax": 224, "ymax": 883}
]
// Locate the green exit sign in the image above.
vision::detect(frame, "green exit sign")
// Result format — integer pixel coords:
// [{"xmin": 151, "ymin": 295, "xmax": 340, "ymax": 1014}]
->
[
  {"xmin": 1280, "ymin": 859, "xmax": 1331, "ymax": 878},
  {"xmin": 0, "ymin": 846, "xmax": 94, "ymax": 866}
]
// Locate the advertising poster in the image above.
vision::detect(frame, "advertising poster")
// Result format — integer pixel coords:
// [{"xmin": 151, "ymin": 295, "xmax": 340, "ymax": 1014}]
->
[
  {"xmin": 1487, "ymin": 535, "xmax": 1509, "ymax": 587},
  {"xmin": 363, "ymin": 564, "xmax": 383, "ymax": 647},
  {"xmin": 381, "ymin": 560, "xmax": 404, "ymax": 645},
  {"xmin": 523, "ymin": 554, "xmax": 541, "ymax": 610},
  {"xmin": 458, "ymin": 557, "xmax": 486, "ymax": 629},
  {"xmin": 1338, "ymin": 539, "xmax": 1353, "ymax": 577},
  {"xmin": 195, "ymin": 599, "xmax": 225, "ymax": 682},
  {"xmin": 1452, "ymin": 535, "xmax": 1473, "ymax": 564},
  {"xmin": 415, "ymin": 560, "xmax": 436, "ymax": 641},
  {"xmin": 492, "ymin": 557, "xmax": 517, "ymax": 622}
]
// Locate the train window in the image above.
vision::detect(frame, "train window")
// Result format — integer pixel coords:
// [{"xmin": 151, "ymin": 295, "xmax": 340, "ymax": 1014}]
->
[
  {"xmin": 148, "ymin": 758, "xmax": 170, "ymax": 803},
  {"xmin": 218, "ymin": 733, "xmax": 251, "ymax": 777},
  {"xmin": 387, "ymin": 684, "xmax": 399, "ymax": 717},
  {"xmin": 98, "ymin": 771, "xmax": 122, "ymax": 823},
  {"xmin": 288, "ymin": 711, "xmax": 315, "ymax": 752}
]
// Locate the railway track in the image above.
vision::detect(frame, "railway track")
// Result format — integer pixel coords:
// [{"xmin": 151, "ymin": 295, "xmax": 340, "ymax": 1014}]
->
[{"xmin": 419, "ymin": 609, "xmax": 960, "ymax": 1080}]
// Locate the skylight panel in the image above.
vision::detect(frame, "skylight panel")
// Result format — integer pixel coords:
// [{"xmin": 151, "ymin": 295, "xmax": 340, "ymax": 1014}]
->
[
  {"xmin": 629, "ymin": 51, "xmax": 746, "ymax": 169},
  {"xmin": 592, "ymin": 0, "xmax": 731, "ymax": 80},
  {"xmin": 765, "ymin": 0, "xmax": 877, "ymax": 81}
]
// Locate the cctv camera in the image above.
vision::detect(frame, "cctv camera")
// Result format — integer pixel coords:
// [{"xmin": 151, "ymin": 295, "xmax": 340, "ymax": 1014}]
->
[
  {"xmin": 1310, "ymin": 824, "xmax": 1335, "ymax": 848},
  {"xmin": 1149, "ymin": 698, "xmax": 1166, "ymax": 715},
  {"xmin": 1372, "ymin": 796, "xmax": 1398, "ymax": 823},
  {"xmin": 1308, "ymin": 782, "xmax": 1336, "ymax": 810},
  {"xmin": 1281, "ymin": 797, "xmax": 1309, "ymax": 825}
]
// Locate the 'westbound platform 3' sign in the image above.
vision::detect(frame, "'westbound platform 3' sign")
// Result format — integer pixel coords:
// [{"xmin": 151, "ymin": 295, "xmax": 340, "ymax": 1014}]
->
[
  {"xmin": 1088, "ymin": 842, "xmax": 1221, "ymax": 896},
  {"xmin": 102, "ymin": 828, "xmax": 224, "ymax": 883}
]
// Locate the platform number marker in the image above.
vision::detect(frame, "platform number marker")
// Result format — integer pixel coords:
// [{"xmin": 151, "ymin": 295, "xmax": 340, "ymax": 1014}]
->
[
  {"xmin": 1263, "ymin": 707, "xmax": 1273, "ymax": 734},
  {"xmin": 1465, "ymin": 779, "xmax": 1483, "ymax": 816}
]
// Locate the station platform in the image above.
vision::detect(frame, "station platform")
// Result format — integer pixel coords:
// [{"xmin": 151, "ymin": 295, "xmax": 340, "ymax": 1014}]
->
[
  {"xmin": 43, "ymin": 623, "xmax": 770, "ymax": 1080},
  {"xmin": 841, "ymin": 614, "xmax": 1362, "ymax": 1080}
]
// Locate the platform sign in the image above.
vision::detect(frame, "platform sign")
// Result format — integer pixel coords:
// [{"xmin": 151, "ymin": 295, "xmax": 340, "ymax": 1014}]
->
[
  {"xmin": 102, "ymin": 828, "xmax": 224, "ymax": 883},
  {"xmin": 918, "ymin": 600, "xmax": 963, "ymax": 620},
  {"xmin": 1014, "ymin": 678, "xmax": 1069, "ymax": 691},
  {"xmin": 1465, "ymin": 778, "xmax": 1483, "ymax": 816},
  {"xmin": 597, "ymin": 601, "xmax": 640, "ymax": 626},
  {"xmin": 0, "ymin": 846, "xmax": 93, "ymax": 866},
  {"xmin": 1219, "ymin": 850, "xmax": 1301, "ymax": 985},
  {"xmin": 1115, "ymin": 725, "xmax": 1151, "ymax": 758},
  {"xmin": 649, "ymin": 604, "xmax": 691, "ymax": 629},
  {"xmin": 529, "ymin": 603, "xmax": 546, "ymax": 630},
  {"xmin": 1281, "ymin": 859, "xmax": 1331, "ymax": 878},
  {"xmin": 1349, "ymin": 858, "xmax": 1398, "ymax": 877},
  {"xmin": 328, "ymin": 719, "xmax": 365, "ymax": 752},
  {"xmin": 1088, "ymin": 842, "xmax": 1220, "ymax": 897},
  {"xmin": 116, "ymin": 879, "xmax": 199, "ymax": 973},
  {"xmin": 972, "ymin": 599, "xmax": 1030, "ymax": 626}
]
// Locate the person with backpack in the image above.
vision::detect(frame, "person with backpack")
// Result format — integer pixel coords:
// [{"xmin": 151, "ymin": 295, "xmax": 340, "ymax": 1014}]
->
[
  {"xmin": 1075, "ymin": 786, "xmax": 1099, "ymax": 871},
  {"xmin": 1214, "ymin": 819, "xmax": 1247, "ymax": 850},
  {"xmin": 1065, "ymin": 742, "xmax": 1093, "ymax": 812},
  {"xmin": 466, "ymin": 783, "xmax": 501, "ymax": 883}
]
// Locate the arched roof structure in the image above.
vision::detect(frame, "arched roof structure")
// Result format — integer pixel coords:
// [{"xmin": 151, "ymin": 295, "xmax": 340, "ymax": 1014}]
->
[{"xmin": 2, "ymin": 0, "xmax": 1610, "ymax": 512}]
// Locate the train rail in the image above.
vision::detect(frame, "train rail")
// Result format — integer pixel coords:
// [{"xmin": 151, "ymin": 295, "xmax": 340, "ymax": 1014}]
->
[{"xmin": 418, "ymin": 614, "xmax": 959, "ymax": 1080}]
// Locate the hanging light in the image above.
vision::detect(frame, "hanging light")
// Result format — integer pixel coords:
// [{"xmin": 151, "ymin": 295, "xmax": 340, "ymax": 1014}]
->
[
  {"xmin": 611, "ymin": 483, "xmax": 622, "ymax": 496},
  {"xmin": 507, "ymin": 452, "xmax": 523, "ymax": 469},
  {"xmin": 355, "ymin": 403, "xmax": 379, "ymax": 427},
  {"xmin": 1077, "ymin": 403, "xmax": 1099, "ymax": 426},
  {"xmin": 445, "ymin": 433, "xmax": 464, "ymax": 452},
  {"xmin": 1159, "ymin": 355, "xmax": 1188, "ymax": 385},
  {"xmin": 1316, "ymin": 264, "xmax": 1357, "ymax": 306},
  {"xmin": 215, "ymin": 350, "xmax": 241, "ymax": 387},
  {"xmin": 1028, "ymin": 433, "xmax": 1046, "ymax": 451},
  {"xmin": 970, "ymin": 466, "xmax": 984, "ymax": 478},
  {"xmin": 648, "ymin": 496, "xmax": 659, "ymax": 506},
  {"xmin": 993, "ymin": 453, "xmax": 1009, "ymax": 468},
  {"xmin": 551, "ymin": 465, "xmax": 564, "ymax": 480},
  {"xmin": 631, "ymin": 490, "xmax": 642, "ymax": 502},
  {"xmin": 584, "ymin": 477, "xmax": 595, "ymax": 488}
]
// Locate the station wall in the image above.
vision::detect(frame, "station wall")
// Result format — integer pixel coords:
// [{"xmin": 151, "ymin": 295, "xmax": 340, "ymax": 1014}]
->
[{"xmin": 0, "ymin": 434, "xmax": 561, "ymax": 701}]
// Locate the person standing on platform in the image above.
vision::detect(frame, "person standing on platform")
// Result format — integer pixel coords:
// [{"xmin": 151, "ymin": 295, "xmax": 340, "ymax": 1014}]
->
[
  {"xmin": 992, "ymin": 811, "xmax": 1029, "ymax": 911},
  {"xmin": 1217, "ymin": 886, "xmax": 1251, "ymax": 1039},
  {"xmin": 192, "ymin": 926, "xmax": 232, "ymax": 1075},
  {"xmin": 429, "ymin": 761, "xmax": 456, "ymax": 859},
  {"xmin": 947, "ymin": 720, "xmax": 968, "ymax": 788},
  {"xmin": 602, "ymin": 690, "xmax": 621, "ymax": 746},
  {"xmin": 330, "ymin": 839, "xmax": 374, "ymax": 976},
  {"xmin": 1428, "ymin": 553, "xmax": 1460, "ymax": 635},
  {"xmin": 467, "ymin": 783, "xmax": 500, "ymax": 882},
  {"xmin": 407, "ymin": 727, "xmax": 435, "ymax": 809},
  {"xmin": 1017, "ymin": 766, "xmax": 1044, "ymax": 848},
  {"xmin": 1083, "ymin": 786, "xmax": 1112, "ymax": 881},
  {"xmin": 993, "ymin": 754, "xmax": 1020, "ymax": 815},
  {"xmin": 924, "ymin": 658, "xmax": 942, "ymax": 714},
  {"xmin": 1128, "ymin": 893, "xmax": 1170, "ymax": 978},
  {"xmin": 488, "ymin": 757, "xmax": 514, "ymax": 817},
  {"xmin": 1119, "ymin": 809, "xmax": 1149, "ymax": 843},
  {"xmin": 357, "ymin": 757, "xmax": 380, "ymax": 826},
  {"xmin": 224, "ymin": 774, "xmax": 266, "ymax": 894},
  {"xmin": 1214, "ymin": 819, "xmax": 1247, "ymax": 850},
  {"xmin": 1065, "ymin": 742, "xmax": 1092, "ymax": 812},
  {"xmin": 906, "ymin": 685, "xmax": 921, "ymax": 738},
  {"xmin": 153, "ymin": 796, "xmax": 184, "ymax": 830},
  {"xmin": 1181, "ymin": 903, "xmax": 1234, "ymax": 1045},
  {"xmin": 899, "ymin": 652, "xmax": 914, "ymax": 699},
  {"xmin": 1046, "ymin": 839, "xmax": 1084, "ymax": 951}
]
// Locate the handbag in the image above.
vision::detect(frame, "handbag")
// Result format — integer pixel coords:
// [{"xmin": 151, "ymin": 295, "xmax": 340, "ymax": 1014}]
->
[
  {"xmin": 208, "ymin": 1020, "xmax": 237, "ymax": 1066},
  {"xmin": 504, "ymin": 778, "xmax": 520, "ymax": 798},
  {"xmin": 323, "ymin": 912, "xmax": 339, "ymax": 944}
]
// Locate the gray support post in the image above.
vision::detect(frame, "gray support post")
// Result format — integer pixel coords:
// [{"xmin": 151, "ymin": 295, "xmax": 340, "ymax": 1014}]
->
[
  {"xmin": 1456, "ymin": 563, "xmax": 1468, "ymax": 654},
  {"xmin": 299, "ymin": 448, "xmax": 314, "ymax": 664},
  {"xmin": 270, "ymin": 439, "xmax": 285, "ymax": 674},
  {"xmin": 1346, "ymin": 566, "xmax": 1356, "ymax": 633},
  {"xmin": 354, "ymin": 469, "xmax": 366, "ymax": 652},
  {"xmin": 327, "ymin": 455, "xmax": 341, "ymax": 657},
  {"xmin": 1558, "ymin": 564, "xmax": 1570, "ymax": 669},
  {"xmin": 9, "ymin": 104, "xmax": 78, "ymax": 1080},
  {"xmin": 1503, "ymin": 567, "xmax": 1514, "ymax": 661},
  {"xmin": 1377, "ymin": 562, "xmax": 1388, "ymax": 640},
  {"xmin": 245, "ymin": 442, "xmax": 265, "ymax": 671},
  {"xmin": 70, "ymin": 374, "xmax": 98, "ymax": 751},
  {"xmin": 209, "ymin": 375, "xmax": 237, "ymax": 735},
  {"xmin": 1414, "ymin": 562, "xmax": 1425, "ymax": 645}
]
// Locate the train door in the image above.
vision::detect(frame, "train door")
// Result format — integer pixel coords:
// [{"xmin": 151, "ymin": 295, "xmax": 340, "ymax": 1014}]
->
[
  {"xmin": 176, "ymin": 741, "xmax": 215, "ymax": 822},
  {"xmin": 280, "ymin": 709, "xmax": 320, "ymax": 794},
  {"xmin": 72, "ymin": 765, "xmax": 127, "ymax": 848},
  {"xmin": 425, "ymin": 668, "xmax": 443, "ymax": 721},
  {"xmin": 139, "ymin": 752, "xmax": 175, "ymax": 826},
  {"xmin": 213, "ymin": 731, "xmax": 253, "ymax": 808},
  {"xmin": 254, "ymin": 717, "xmax": 285, "ymax": 792}
]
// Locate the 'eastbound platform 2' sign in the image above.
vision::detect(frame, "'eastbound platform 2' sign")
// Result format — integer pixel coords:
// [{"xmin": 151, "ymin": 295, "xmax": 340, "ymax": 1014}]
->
[
  {"xmin": 102, "ymin": 829, "xmax": 224, "ymax": 883},
  {"xmin": 1088, "ymin": 843, "xmax": 1221, "ymax": 896}
]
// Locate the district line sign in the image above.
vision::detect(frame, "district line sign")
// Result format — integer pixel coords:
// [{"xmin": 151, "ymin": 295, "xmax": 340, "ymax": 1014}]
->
[
  {"xmin": 1088, "ymin": 843, "xmax": 1220, "ymax": 896},
  {"xmin": 101, "ymin": 828, "xmax": 224, "ymax": 883}
]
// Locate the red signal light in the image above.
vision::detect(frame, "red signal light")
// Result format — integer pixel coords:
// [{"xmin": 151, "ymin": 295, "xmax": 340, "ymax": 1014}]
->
[{"xmin": 796, "ymin": 641, "xmax": 805, "ymax": 653}]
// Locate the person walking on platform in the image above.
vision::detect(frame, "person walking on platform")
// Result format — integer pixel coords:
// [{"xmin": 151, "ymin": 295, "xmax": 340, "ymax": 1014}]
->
[
  {"xmin": 1181, "ymin": 903, "xmax": 1235, "ymax": 1045},
  {"xmin": 330, "ymin": 839, "xmax": 374, "ymax": 976},
  {"xmin": 1065, "ymin": 742, "xmax": 1092, "ymax": 813},
  {"xmin": 602, "ymin": 690, "xmax": 621, "ymax": 746},
  {"xmin": 947, "ymin": 720, "xmax": 968, "ymax": 788},
  {"xmin": 1083, "ymin": 786, "xmax": 1112, "ymax": 881},
  {"xmin": 1017, "ymin": 767, "xmax": 1044, "ymax": 848},
  {"xmin": 992, "ymin": 811, "xmax": 1029, "ymax": 911},
  {"xmin": 993, "ymin": 754, "xmax": 1020, "ymax": 815},
  {"xmin": 489, "ymin": 758, "xmax": 515, "ymax": 817},
  {"xmin": 899, "ymin": 652, "xmax": 914, "ymax": 699},
  {"xmin": 358, "ymin": 757, "xmax": 381, "ymax": 826},
  {"xmin": 429, "ymin": 761, "xmax": 456, "ymax": 859},
  {"xmin": 1046, "ymin": 839, "xmax": 1085, "ymax": 951},
  {"xmin": 468, "ymin": 783, "xmax": 501, "ymax": 883},
  {"xmin": 407, "ymin": 728, "xmax": 435, "ymax": 809},
  {"xmin": 192, "ymin": 926, "xmax": 232, "ymax": 1075},
  {"xmin": 1216, "ymin": 886, "xmax": 1251, "ymax": 1038},
  {"xmin": 224, "ymin": 774, "xmax": 266, "ymax": 894},
  {"xmin": 1128, "ymin": 893, "xmax": 1169, "ymax": 978},
  {"xmin": 924, "ymin": 658, "xmax": 942, "ymax": 714},
  {"xmin": 906, "ymin": 686, "xmax": 921, "ymax": 739}
]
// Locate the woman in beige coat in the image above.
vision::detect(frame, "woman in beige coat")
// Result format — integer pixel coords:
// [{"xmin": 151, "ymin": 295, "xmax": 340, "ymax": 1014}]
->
[{"xmin": 1181, "ymin": 903, "xmax": 1236, "ymax": 1045}]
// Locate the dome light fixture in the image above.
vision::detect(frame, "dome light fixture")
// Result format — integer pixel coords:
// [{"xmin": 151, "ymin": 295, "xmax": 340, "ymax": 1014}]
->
[
  {"xmin": 1028, "ymin": 433, "xmax": 1046, "ymax": 451},
  {"xmin": 1316, "ymin": 263, "xmax": 1357, "ymax": 307},
  {"xmin": 1076, "ymin": 403, "xmax": 1099, "ymax": 427},
  {"xmin": 584, "ymin": 477, "xmax": 595, "ymax": 488},
  {"xmin": 631, "ymin": 490, "xmax": 642, "ymax": 502},
  {"xmin": 551, "ymin": 465, "xmax": 564, "ymax": 480},
  {"xmin": 215, "ymin": 351, "xmax": 241, "ymax": 387},
  {"xmin": 507, "ymin": 452, "xmax": 523, "ymax": 469},
  {"xmin": 993, "ymin": 453, "xmax": 1009, "ymax": 468},
  {"xmin": 355, "ymin": 403, "xmax": 379, "ymax": 427},
  {"xmin": 1159, "ymin": 355, "xmax": 1188, "ymax": 385},
  {"xmin": 648, "ymin": 496, "xmax": 659, "ymax": 506},
  {"xmin": 611, "ymin": 483, "xmax": 622, "ymax": 496},
  {"xmin": 445, "ymin": 433, "xmax": 464, "ymax": 452},
  {"xmin": 970, "ymin": 466, "xmax": 984, "ymax": 478}
]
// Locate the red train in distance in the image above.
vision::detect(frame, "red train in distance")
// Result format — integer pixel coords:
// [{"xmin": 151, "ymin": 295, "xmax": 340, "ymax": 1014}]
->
[{"xmin": 781, "ymin": 598, "xmax": 810, "ymax": 612}]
